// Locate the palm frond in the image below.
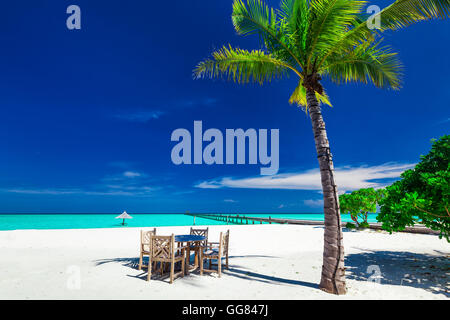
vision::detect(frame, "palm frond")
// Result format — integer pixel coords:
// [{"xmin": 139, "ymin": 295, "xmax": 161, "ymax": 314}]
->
[
  {"xmin": 306, "ymin": 0, "xmax": 367, "ymax": 69},
  {"xmin": 282, "ymin": 0, "xmax": 310, "ymax": 62},
  {"xmin": 231, "ymin": 0, "xmax": 304, "ymax": 70},
  {"xmin": 289, "ymin": 80, "xmax": 332, "ymax": 108},
  {"xmin": 376, "ymin": 0, "xmax": 450, "ymax": 30},
  {"xmin": 232, "ymin": 0, "xmax": 277, "ymax": 36},
  {"xmin": 321, "ymin": 40, "xmax": 403, "ymax": 89},
  {"xmin": 318, "ymin": 0, "xmax": 450, "ymax": 68},
  {"xmin": 193, "ymin": 46, "xmax": 294, "ymax": 85},
  {"xmin": 194, "ymin": 0, "xmax": 448, "ymax": 108},
  {"xmin": 278, "ymin": 0, "xmax": 296, "ymax": 20}
]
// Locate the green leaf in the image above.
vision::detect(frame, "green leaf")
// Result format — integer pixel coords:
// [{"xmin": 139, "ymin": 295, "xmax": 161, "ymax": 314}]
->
[
  {"xmin": 289, "ymin": 80, "xmax": 332, "ymax": 108},
  {"xmin": 193, "ymin": 45, "xmax": 291, "ymax": 85}
]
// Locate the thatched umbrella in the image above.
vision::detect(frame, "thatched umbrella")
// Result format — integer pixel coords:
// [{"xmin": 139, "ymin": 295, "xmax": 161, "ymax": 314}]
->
[{"xmin": 116, "ymin": 211, "xmax": 132, "ymax": 226}]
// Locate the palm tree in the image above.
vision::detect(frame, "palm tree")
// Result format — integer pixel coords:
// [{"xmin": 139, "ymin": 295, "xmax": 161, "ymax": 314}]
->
[{"xmin": 193, "ymin": 0, "xmax": 450, "ymax": 294}]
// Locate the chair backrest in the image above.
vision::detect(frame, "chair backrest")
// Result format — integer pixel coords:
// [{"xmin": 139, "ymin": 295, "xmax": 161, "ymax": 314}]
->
[
  {"xmin": 219, "ymin": 230, "xmax": 230, "ymax": 255},
  {"xmin": 190, "ymin": 227, "xmax": 208, "ymax": 245},
  {"xmin": 150, "ymin": 234, "xmax": 175, "ymax": 260},
  {"xmin": 140, "ymin": 228, "xmax": 156, "ymax": 251},
  {"xmin": 190, "ymin": 227, "xmax": 208, "ymax": 238}
]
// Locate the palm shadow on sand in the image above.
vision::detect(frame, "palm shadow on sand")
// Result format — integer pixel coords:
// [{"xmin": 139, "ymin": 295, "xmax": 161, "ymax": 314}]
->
[
  {"xmin": 94, "ymin": 257, "xmax": 184, "ymax": 282},
  {"xmin": 95, "ymin": 257, "xmax": 142, "ymax": 269},
  {"xmin": 345, "ymin": 249, "xmax": 449, "ymax": 297},
  {"xmin": 222, "ymin": 266, "xmax": 319, "ymax": 289},
  {"xmin": 93, "ymin": 251, "xmax": 449, "ymax": 296},
  {"xmin": 93, "ymin": 255, "xmax": 318, "ymax": 289}
]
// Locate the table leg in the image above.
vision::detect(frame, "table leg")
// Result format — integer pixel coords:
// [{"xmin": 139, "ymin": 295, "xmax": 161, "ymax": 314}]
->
[
  {"xmin": 193, "ymin": 241, "xmax": 199, "ymax": 268},
  {"xmin": 199, "ymin": 247, "xmax": 203, "ymax": 276},
  {"xmin": 186, "ymin": 242, "xmax": 191, "ymax": 275}
]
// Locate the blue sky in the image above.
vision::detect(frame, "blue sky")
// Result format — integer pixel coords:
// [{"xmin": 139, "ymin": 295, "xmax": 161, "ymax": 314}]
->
[{"xmin": 0, "ymin": 0, "xmax": 448, "ymax": 213}]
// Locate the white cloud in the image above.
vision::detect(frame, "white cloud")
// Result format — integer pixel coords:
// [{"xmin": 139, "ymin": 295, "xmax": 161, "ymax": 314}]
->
[
  {"xmin": 123, "ymin": 171, "xmax": 141, "ymax": 178},
  {"xmin": 4, "ymin": 169, "xmax": 156, "ymax": 197},
  {"xmin": 5, "ymin": 187, "xmax": 154, "ymax": 196},
  {"xmin": 195, "ymin": 181, "xmax": 222, "ymax": 189},
  {"xmin": 103, "ymin": 171, "xmax": 147, "ymax": 182},
  {"xmin": 224, "ymin": 199, "xmax": 237, "ymax": 203},
  {"xmin": 6, "ymin": 188, "xmax": 79, "ymax": 195},
  {"xmin": 195, "ymin": 163, "xmax": 415, "ymax": 192},
  {"xmin": 304, "ymin": 199, "xmax": 324, "ymax": 207},
  {"xmin": 115, "ymin": 111, "xmax": 164, "ymax": 122}
]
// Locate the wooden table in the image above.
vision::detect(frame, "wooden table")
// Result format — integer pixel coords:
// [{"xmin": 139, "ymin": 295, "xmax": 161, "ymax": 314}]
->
[{"xmin": 175, "ymin": 235, "xmax": 206, "ymax": 275}]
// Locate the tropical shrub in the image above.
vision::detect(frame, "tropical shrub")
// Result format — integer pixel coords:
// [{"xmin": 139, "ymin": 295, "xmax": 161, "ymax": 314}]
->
[
  {"xmin": 378, "ymin": 135, "xmax": 450, "ymax": 241},
  {"xmin": 345, "ymin": 222, "xmax": 357, "ymax": 229},
  {"xmin": 358, "ymin": 221, "xmax": 370, "ymax": 229},
  {"xmin": 340, "ymin": 188, "xmax": 386, "ymax": 227}
]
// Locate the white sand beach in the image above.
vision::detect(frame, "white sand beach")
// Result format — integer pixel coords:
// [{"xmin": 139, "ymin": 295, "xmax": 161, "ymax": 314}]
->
[{"xmin": 0, "ymin": 224, "xmax": 448, "ymax": 300}]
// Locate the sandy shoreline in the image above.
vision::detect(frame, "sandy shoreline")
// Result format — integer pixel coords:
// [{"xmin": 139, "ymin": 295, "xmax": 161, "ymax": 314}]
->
[{"xmin": 0, "ymin": 224, "xmax": 448, "ymax": 299}]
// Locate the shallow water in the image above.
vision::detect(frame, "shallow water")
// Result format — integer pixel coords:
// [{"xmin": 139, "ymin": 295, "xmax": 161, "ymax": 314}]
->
[{"xmin": 0, "ymin": 213, "xmax": 378, "ymax": 231}]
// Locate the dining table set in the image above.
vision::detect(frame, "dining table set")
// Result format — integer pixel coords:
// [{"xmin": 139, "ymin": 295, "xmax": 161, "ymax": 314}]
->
[{"xmin": 138, "ymin": 227, "xmax": 230, "ymax": 283}]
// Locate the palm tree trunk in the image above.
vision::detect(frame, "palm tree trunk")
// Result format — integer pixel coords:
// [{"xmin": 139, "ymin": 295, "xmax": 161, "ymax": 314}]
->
[{"xmin": 306, "ymin": 88, "xmax": 347, "ymax": 295}]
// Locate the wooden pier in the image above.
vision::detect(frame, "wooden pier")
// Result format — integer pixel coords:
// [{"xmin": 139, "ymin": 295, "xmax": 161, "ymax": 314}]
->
[
  {"xmin": 186, "ymin": 213, "xmax": 332, "ymax": 226},
  {"xmin": 185, "ymin": 213, "xmax": 440, "ymax": 235}
]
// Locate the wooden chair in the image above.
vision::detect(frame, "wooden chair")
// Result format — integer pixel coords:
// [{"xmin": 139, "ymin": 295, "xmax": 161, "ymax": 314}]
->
[
  {"xmin": 199, "ymin": 230, "xmax": 229, "ymax": 278},
  {"xmin": 190, "ymin": 227, "xmax": 209, "ymax": 244},
  {"xmin": 147, "ymin": 234, "xmax": 186, "ymax": 283},
  {"xmin": 138, "ymin": 228, "xmax": 156, "ymax": 271},
  {"xmin": 186, "ymin": 227, "xmax": 209, "ymax": 272}
]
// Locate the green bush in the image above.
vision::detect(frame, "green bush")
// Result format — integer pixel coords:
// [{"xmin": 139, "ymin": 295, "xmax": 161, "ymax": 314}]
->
[
  {"xmin": 378, "ymin": 135, "xmax": 449, "ymax": 241},
  {"xmin": 358, "ymin": 221, "xmax": 370, "ymax": 229},
  {"xmin": 345, "ymin": 222, "xmax": 356, "ymax": 229},
  {"xmin": 340, "ymin": 188, "xmax": 386, "ymax": 226}
]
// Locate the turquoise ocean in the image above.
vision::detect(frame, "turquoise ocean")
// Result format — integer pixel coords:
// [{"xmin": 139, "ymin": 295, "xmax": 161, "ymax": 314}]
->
[{"xmin": 0, "ymin": 213, "xmax": 378, "ymax": 231}]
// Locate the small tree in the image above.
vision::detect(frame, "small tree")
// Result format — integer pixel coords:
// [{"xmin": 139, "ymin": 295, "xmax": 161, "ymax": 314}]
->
[
  {"xmin": 340, "ymin": 188, "xmax": 386, "ymax": 228},
  {"xmin": 378, "ymin": 135, "xmax": 450, "ymax": 241}
]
